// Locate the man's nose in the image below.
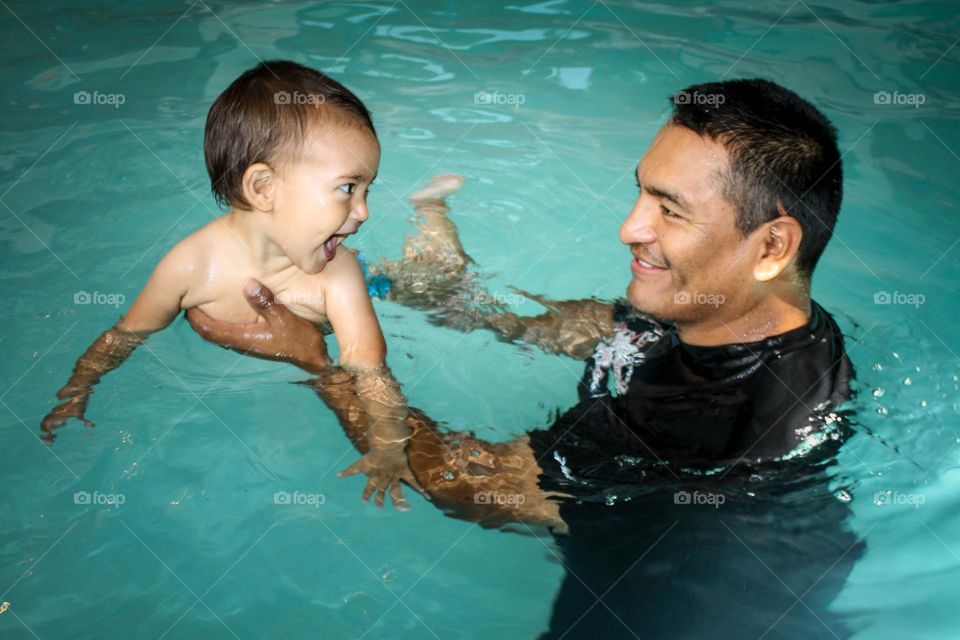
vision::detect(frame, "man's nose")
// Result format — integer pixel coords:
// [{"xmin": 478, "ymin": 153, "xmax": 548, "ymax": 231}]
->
[{"xmin": 620, "ymin": 197, "xmax": 658, "ymax": 245}]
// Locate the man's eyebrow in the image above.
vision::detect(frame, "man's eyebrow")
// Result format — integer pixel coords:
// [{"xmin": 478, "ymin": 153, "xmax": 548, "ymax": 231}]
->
[
  {"xmin": 644, "ymin": 184, "xmax": 693, "ymax": 212},
  {"xmin": 635, "ymin": 170, "xmax": 694, "ymax": 212}
]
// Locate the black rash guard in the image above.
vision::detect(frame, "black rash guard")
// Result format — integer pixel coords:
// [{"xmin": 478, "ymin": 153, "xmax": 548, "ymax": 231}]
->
[
  {"xmin": 532, "ymin": 299, "xmax": 853, "ymax": 474},
  {"xmin": 529, "ymin": 300, "xmax": 859, "ymax": 640}
]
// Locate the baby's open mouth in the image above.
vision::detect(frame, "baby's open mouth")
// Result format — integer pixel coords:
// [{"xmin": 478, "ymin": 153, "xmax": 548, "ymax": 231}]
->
[{"xmin": 322, "ymin": 234, "xmax": 346, "ymax": 261}]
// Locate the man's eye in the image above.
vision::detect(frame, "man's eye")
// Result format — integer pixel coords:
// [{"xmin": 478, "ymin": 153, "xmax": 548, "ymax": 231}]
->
[
  {"xmin": 338, "ymin": 183, "xmax": 356, "ymax": 195},
  {"xmin": 661, "ymin": 205, "xmax": 680, "ymax": 218}
]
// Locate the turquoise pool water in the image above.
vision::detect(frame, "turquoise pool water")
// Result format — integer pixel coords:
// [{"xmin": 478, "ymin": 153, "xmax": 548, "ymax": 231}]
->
[{"xmin": 2, "ymin": 1, "xmax": 959, "ymax": 638}]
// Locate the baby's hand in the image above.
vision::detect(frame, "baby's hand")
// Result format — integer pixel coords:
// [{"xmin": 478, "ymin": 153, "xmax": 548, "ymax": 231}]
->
[
  {"xmin": 337, "ymin": 449, "xmax": 427, "ymax": 511},
  {"xmin": 41, "ymin": 391, "xmax": 94, "ymax": 442}
]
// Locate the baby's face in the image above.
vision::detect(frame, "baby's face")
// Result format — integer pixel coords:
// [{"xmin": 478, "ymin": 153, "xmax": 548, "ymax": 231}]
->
[{"xmin": 269, "ymin": 125, "xmax": 381, "ymax": 274}]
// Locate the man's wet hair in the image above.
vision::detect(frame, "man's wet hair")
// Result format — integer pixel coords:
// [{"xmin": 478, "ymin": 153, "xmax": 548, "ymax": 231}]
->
[
  {"xmin": 669, "ymin": 79, "xmax": 842, "ymax": 280},
  {"xmin": 205, "ymin": 60, "xmax": 376, "ymax": 209}
]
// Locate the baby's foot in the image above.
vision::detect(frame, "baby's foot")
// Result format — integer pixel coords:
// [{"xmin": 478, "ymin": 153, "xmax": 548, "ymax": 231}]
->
[{"xmin": 410, "ymin": 173, "xmax": 465, "ymax": 205}]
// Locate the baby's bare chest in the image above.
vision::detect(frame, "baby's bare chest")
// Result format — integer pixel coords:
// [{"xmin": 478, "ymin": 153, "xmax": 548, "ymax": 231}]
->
[{"xmin": 187, "ymin": 269, "xmax": 328, "ymax": 324}]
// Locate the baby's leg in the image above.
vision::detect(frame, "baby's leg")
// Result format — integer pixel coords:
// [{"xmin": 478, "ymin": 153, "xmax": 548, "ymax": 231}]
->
[{"xmin": 377, "ymin": 174, "xmax": 473, "ymax": 299}]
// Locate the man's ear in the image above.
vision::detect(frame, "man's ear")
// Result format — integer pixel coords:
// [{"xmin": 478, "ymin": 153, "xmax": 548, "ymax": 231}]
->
[
  {"xmin": 240, "ymin": 163, "xmax": 276, "ymax": 212},
  {"xmin": 751, "ymin": 212, "xmax": 803, "ymax": 282}
]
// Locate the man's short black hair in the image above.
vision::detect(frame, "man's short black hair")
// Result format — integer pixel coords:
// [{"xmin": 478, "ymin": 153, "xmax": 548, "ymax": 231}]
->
[{"xmin": 669, "ymin": 79, "xmax": 842, "ymax": 280}]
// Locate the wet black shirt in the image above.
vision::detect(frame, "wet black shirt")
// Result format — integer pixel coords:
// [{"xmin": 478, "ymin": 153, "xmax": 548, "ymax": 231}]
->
[{"xmin": 533, "ymin": 299, "xmax": 853, "ymax": 471}]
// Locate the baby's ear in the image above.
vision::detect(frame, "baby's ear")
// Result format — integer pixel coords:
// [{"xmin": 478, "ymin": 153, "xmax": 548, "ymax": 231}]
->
[{"xmin": 241, "ymin": 162, "xmax": 275, "ymax": 211}]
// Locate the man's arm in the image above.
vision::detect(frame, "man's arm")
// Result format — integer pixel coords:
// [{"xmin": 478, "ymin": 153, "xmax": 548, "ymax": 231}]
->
[{"xmin": 186, "ymin": 283, "xmax": 567, "ymax": 530}]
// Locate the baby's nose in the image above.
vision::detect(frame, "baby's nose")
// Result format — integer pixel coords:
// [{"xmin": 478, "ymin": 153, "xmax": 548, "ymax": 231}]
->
[{"xmin": 352, "ymin": 202, "xmax": 369, "ymax": 222}]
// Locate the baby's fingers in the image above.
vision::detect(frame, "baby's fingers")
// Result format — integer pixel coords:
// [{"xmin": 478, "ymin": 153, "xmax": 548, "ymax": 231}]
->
[
  {"xmin": 401, "ymin": 471, "xmax": 429, "ymax": 499},
  {"xmin": 374, "ymin": 482, "xmax": 388, "ymax": 508},
  {"xmin": 362, "ymin": 478, "xmax": 378, "ymax": 503},
  {"xmin": 337, "ymin": 460, "xmax": 365, "ymax": 478},
  {"xmin": 390, "ymin": 484, "xmax": 411, "ymax": 512}
]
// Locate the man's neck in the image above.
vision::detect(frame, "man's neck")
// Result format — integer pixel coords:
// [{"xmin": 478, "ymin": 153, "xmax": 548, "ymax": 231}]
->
[{"xmin": 676, "ymin": 294, "xmax": 812, "ymax": 347}]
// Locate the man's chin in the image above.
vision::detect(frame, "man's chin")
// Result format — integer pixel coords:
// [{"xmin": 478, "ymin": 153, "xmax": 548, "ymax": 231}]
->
[{"xmin": 627, "ymin": 281, "xmax": 666, "ymax": 318}]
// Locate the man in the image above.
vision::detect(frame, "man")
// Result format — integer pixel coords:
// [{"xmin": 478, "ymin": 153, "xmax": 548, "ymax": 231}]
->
[{"xmin": 189, "ymin": 79, "xmax": 862, "ymax": 639}]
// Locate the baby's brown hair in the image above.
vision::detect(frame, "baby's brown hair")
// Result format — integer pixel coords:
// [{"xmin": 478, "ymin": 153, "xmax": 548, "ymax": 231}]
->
[{"xmin": 204, "ymin": 60, "xmax": 375, "ymax": 209}]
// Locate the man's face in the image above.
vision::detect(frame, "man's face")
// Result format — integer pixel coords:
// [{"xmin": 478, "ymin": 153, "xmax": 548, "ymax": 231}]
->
[{"xmin": 620, "ymin": 123, "xmax": 758, "ymax": 324}]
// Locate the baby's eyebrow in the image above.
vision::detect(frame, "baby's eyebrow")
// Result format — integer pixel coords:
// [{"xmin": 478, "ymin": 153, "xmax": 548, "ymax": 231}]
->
[{"xmin": 335, "ymin": 172, "xmax": 378, "ymax": 182}]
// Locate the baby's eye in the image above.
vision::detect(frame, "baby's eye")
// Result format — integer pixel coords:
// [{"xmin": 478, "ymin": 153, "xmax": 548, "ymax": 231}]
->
[{"xmin": 338, "ymin": 183, "xmax": 357, "ymax": 195}]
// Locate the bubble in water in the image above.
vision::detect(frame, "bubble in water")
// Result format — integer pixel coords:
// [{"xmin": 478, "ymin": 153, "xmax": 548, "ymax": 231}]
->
[
  {"xmin": 604, "ymin": 494, "xmax": 617, "ymax": 506},
  {"xmin": 876, "ymin": 406, "xmax": 889, "ymax": 416},
  {"xmin": 920, "ymin": 400, "xmax": 928, "ymax": 408},
  {"xmin": 835, "ymin": 490, "xmax": 852, "ymax": 503},
  {"xmin": 903, "ymin": 377, "xmax": 912, "ymax": 386},
  {"xmin": 872, "ymin": 362, "xmax": 883, "ymax": 372},
  {"xmin": 873, "ymin": 388, "xmax": 885, "ymax": 398}
]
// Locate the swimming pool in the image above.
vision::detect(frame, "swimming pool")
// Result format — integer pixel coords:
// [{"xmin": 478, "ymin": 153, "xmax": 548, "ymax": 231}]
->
[{"xmin": 1, "ymin": 0, "xmax": 958, "ymax": 638}]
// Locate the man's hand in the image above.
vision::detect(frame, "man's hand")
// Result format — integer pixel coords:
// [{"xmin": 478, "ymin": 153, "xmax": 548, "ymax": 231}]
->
[
  {"xmin": 185, "ymin": 279, "xmax": 331, "ymax": 373},
  {"xmin": 338, "ymin": 449, "xmax": 427, "ymax": 511}
]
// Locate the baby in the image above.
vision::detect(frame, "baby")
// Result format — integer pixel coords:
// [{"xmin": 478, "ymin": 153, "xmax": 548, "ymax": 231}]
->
[{"xmin": 42, "ymin": 60, "xmax": 423, "ymax": 508}]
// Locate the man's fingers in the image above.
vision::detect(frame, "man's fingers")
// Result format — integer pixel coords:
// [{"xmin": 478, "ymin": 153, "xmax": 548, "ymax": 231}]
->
[
  {"xmin": 185, "ymin": 307, "xmax": 261, "ymax": 351},
  {"xmin": 243, "ymin": 278, "xmax": 274, "ymax": 309}
]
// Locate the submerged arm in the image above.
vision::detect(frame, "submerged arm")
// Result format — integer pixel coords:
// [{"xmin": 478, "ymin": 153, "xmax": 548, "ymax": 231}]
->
[
  {"xmin": 187, "ymin": 281, "xmax": 567, "ymax": 530},
  {"xmin": 42, "ymin": 245, "xmax": 191, "ymax": 441}
]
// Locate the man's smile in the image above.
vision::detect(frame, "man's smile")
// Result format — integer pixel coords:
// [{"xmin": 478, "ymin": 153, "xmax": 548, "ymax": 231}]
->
[{"xmin": 630, "ymin": 248, "xmax": 669, "ymax": 275}]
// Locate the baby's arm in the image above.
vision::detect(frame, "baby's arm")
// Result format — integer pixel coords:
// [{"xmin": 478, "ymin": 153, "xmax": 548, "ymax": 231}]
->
[
  {"xmin": 320, "ymin": 250, "xmax": 424, "ymax": 508},
  {"xmin": 41, "ymin": 242, "xmax": 196, "ymax": 441}
]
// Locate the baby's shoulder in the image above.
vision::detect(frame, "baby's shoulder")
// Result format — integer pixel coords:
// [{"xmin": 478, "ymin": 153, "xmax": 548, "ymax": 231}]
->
[
  {"xmin": 312, "ymin": 247, "xmax": 367, "ymax": 292},
  {"xmin": 153, "ymin": 216, "xmax": 232, "ymax": 290}
]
